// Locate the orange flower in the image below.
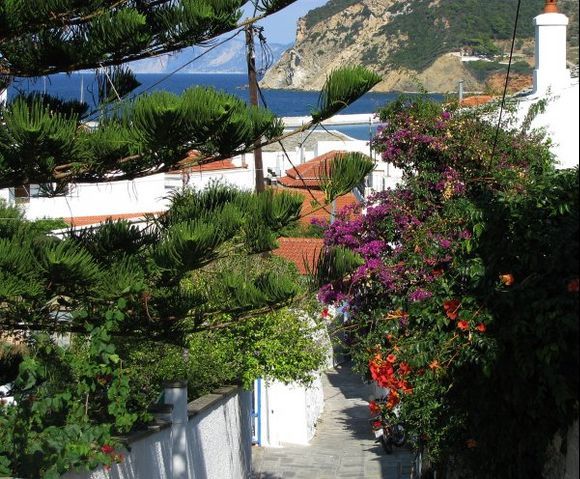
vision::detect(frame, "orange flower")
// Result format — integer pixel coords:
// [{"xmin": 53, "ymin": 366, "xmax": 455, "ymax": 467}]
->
[
  {"xmin": 457, "ymin": 320, "xmax": 469, "ymax": 331},
  {"xmin": 386, "ymin": 390, "xmax": 400, "ymax": 409},
  {"xmin": 386, "ymin": 309, "xmax": 408, "ymax": 320},
  {"xmin": 475, "ymin": 323, "xmax": 486, "ymax": 333},
  {"xmin": 429, "ymin": 359, "xmax": 441, "ymax": 370},
  {"xmin": 466, "ymin": 439, "xmax": 478, "ymax": 449},
  {"xmin": 499, "ymin": 273, "xmax": 515, "ymax": 286},
  {"xmin": 443, "ymin": 299, "xmax": 460, "ymax": 320},
  {"xmin": 369, "ymin": 400, "xmax": 381, "ymax": 415},
  {"xmin": 398, "ymin": 362, "xmax": 411, "ymax": 375},
  {"xmin": 567, "ymin": 278, "xmax": 579, "ymax": 293}
]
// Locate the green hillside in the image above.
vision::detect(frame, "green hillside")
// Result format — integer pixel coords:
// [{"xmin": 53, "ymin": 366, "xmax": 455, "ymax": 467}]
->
[{"xmin": 303, "ymin": 0, "xmax": 579, "ymax": 71}]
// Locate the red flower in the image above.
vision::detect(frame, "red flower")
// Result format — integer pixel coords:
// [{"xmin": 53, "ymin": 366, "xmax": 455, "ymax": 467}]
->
[
  {"xmin": 499, "ymin": 273, "xmax": 515, "ymax": 286},
  {"xmin": 321, "ymin": 308, "xmax": 329, "ymax": 318},
  {"xmin": 369, "ymin": 401, "xmax": 381, "ymax": 415},
  {"xmin": 372, "ymin": 420, "xmax": 382, "ymax": 429},
  {"xmin": 386, "ymin": 353, "xmax": 397, "ymax": 363},
  {"xmin": 432, "ymin": 268, "xmax": 444, "ymax": 278},
  {"xmin": 398, "ymin": 362, "xmax": 411, "ymax": 375},
  {"xmin": 568, "ymin": 278, "xmax": 579, "ymax": 293},
  {"xmin": 475, "ymin": 323, "xmax": 486, "ymax": 333},
  {"xmin": 457, "ymin": 320, "xmax": 469, "ymax": 331},
  {"xmin": 443, "ymin": 299, "xmax": 460, "ymax": 320},
  {"xmin": 101, "ymin": 444, "xmax": 114, "ymax": 455}
]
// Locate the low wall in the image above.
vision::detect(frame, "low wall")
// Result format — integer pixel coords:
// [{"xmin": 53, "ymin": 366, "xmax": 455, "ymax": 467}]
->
[{"xmin": 64, "ymin": 385, "xmax": 251, "ymax": 479}]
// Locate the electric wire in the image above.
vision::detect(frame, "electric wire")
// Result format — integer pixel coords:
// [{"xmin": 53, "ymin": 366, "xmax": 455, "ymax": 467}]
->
[
  {"xmin": 252, "ymin": 65, "xmax": 332, "ymax": 215},
  {"xmin": 489, "ymin": 0, "xmax": 522, "ymax": 166},
  {"xmin": 83, "ymin": 28, "xmax": 245, "ymax": 122}
]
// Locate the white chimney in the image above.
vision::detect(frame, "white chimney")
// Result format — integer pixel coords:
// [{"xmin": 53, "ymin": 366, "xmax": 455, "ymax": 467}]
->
[{"xmin": 533, "ymin": 0, "xmax": 571, "ymax": 96}]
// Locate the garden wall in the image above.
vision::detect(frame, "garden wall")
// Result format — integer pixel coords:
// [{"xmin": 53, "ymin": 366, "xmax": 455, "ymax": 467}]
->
[{"xmin": 63, "ymin": 385, "xmax": 252, "ymax": 479}]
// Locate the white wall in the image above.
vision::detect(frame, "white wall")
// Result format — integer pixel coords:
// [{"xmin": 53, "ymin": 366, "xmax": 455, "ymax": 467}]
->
[
  {"xmin": 515, "ymin": 81, "xmax": 579, "ymax": 170},
  {"xmin": 63, "ymin": 386, "xmax": 252, "ymax": 479},
  {"xmin": 180, "ymin": 168, "xmax": 255, "ymax": 191},
  {"xmin": 258, "ymin": 374, "xmax": 324, "ymax": 447},
  {"xmin": 11, "ymin": 174, "xmax": 170, "ymax": 221}
]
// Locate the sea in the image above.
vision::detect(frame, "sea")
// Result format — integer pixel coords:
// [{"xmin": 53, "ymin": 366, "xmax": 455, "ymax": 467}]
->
[{"xmin": 7, "ymin": 73, "xmax": 442, "ymax": 141}]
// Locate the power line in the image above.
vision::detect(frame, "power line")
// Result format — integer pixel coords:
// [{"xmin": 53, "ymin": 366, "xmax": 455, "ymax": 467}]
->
[
  {"xmin": 83, "ymin": 28, "xmax": 245, "ymax": 122},
  {"xmin": 489, "ymin": 0, "xmax": 522, "ymax": 166}
]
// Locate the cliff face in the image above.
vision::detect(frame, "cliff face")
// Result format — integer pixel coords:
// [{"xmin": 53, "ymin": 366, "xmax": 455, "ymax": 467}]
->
[{"xmin": 261, "ymin": 0, "xmax": 579, "ymax": 93}]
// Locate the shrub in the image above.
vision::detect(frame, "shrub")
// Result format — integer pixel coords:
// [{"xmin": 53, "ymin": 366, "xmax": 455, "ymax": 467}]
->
[{"xmin": 318, "ymin": 96, "xmax": 579, "ymax": 477}]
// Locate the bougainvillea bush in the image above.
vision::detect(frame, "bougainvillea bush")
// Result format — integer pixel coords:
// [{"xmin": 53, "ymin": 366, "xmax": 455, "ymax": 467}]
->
[{"xmin": 318, "ymin": 97, "xmax": 579, "ymax": 478}]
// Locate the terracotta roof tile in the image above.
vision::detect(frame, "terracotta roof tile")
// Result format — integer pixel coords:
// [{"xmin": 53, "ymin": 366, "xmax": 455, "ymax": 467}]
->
[
  {"xmin": 275, "ymin": 187, "xmax": 358, "ymax": 225},
  {"xmin": 188, "ymin": 159, "xmax": 239, "ymax": 172},
  {"xmin": 63, "ymin": 211, "xmax": 161, "ymax": 227},
  {"xmin": 280, "ymin": 150, "xmax": 347, "ymax": 189},
  {"xmin": 273, "ymin": 237, "xmax": 324, "ymax": 274},
  {"xmin": 460, "ymin": 95, "xmax": 495, "ymax": 107}
]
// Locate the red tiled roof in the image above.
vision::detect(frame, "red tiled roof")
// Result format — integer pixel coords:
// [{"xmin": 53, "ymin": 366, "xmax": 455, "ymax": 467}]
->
[
  {"xmin": 276, "ymin": 187, "xmax": 359, "ymax": 225},
  {"xmin": 273, "ymin": 237, "xmax": 324, "ymax": 274},
  {"xmin": 278, "ymin": 150, "xmax": 347, "ymax": 189},
  {"xmin": 460, "ymin": 95, "xmax": 495, "ymax": 107},
  {"xmin": 63, "ymin": 211, "xmax": 161, "ymax": 227},
  {"xmin": 169, "ymin": 150, "xmax": 243, "ymax": 173},
  {"xmin": 189, "ymin": 159, "xmax": 239, "ymax": 172}
]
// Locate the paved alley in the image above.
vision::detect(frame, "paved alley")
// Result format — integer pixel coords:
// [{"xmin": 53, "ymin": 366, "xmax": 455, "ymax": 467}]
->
[{"xmin": 252, "ymin": 364, "xmax": 414, "ymax": 479}]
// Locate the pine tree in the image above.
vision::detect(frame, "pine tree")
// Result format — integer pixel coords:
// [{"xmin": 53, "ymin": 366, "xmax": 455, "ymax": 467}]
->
[
  {"xmin": 0, "ymin": 0, "xmax": 380, "ymax": 338},
  {"xmin": 0, "ymin": 4, "xmax": 381, "ymax": 474}
]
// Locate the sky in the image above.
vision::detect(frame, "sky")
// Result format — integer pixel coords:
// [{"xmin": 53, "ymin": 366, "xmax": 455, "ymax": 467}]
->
[{"xmin": 242, "ymin": 0, "xmax": 328, "ymax": 44}]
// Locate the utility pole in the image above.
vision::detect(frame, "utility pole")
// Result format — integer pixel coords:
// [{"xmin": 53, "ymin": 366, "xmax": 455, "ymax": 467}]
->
[{"xmin": 245, "ymin": 25, "xmax": 265, "ymax": 193}]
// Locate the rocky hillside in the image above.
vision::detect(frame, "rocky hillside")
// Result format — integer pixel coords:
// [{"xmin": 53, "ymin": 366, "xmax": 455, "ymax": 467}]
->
[{"xmin": 261, "ymin": 0, "xmax": 579, "ymax": 92}]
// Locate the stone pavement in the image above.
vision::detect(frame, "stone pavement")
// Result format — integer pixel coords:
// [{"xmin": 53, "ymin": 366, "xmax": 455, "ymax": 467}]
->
[{"xmin": 252, "ymin": 364, "xmax": 414, "ymax": 479}]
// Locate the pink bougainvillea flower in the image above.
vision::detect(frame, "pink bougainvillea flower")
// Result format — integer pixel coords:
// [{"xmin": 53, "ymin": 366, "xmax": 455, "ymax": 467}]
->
[
  {"xmin": 499, "ymin": 273, "xmax": 515, "ymax": 286},
  {"xmin": 475, "ymin": 323, "xmax": 486, "ymax": 333},
  {"xmin": 457, "ymin": 320, "xmax": 469, "ymax": 331}
]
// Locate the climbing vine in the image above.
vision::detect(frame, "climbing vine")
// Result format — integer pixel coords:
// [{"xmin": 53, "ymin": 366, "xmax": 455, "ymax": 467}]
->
[{"xmin": 318, "ymin": 96, "xmax": 579, "ymax": 477}]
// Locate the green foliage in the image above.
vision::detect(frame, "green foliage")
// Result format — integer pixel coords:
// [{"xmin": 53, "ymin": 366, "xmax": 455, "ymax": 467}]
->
[
  {"xmin": 0, "ymin": 0, "xmax": 245, "ymax": 76},
  {"xmin": 0, "ymin": 300, "xmax": 142, "ymax": 479},
  {"xmin": 320, "ymin": 152, "xmax": 374, "ymax": 203},
  {"xmin": 377, "ymin": 0, "xmax": 546, "ymax": 71},
  {"xmin": 119, "ymin": 307, "xmax": 326, "ymax": 403},
  {"xmin": 465, "ymin": 60, "xmax": 532, "ymax": 82},
  {"xmin": 303, "ymin": 0, "xmax": 359, "ymax": 29},
  {"xmin": 0, "ymin": 86, "xmax": 285, "ymax": 187},
  {"xmin": 311, "ymin": 66, "xmax": 382, "ymax": 122},
  {"xmin": 96, "ymin": 66, "xmax": 142, "ymax": 104}
]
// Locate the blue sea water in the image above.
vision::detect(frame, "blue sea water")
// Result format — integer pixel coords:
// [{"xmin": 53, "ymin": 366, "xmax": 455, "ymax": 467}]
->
[{"xmin": 8, "ymin": 73, "xmax": 440, "ymax": 140}]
